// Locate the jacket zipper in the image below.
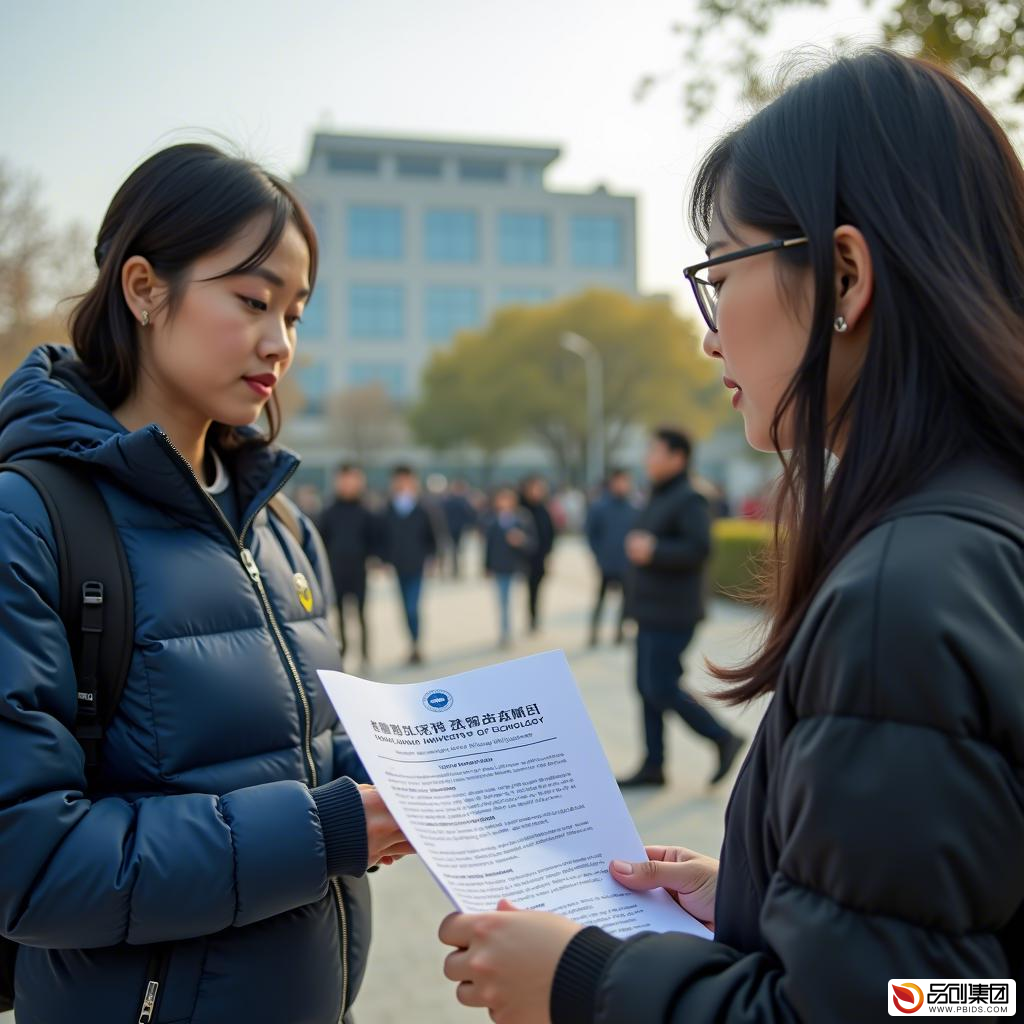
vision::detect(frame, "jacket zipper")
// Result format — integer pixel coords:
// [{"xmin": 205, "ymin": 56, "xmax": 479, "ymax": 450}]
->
[
  {"xmin": 332, "ymin": 878, "xmax": 349, "ymax": 1022},
  {"xmin": 136, "ymin": 945, "xmax": 171, "ymax": 1024},
  {"xmin": 156, "ymin": 434, "xmax": 350, "ymax": 1017},
  {"xmin": 240, "ymin": 547, "xmax": 317, "ymax": 785}
]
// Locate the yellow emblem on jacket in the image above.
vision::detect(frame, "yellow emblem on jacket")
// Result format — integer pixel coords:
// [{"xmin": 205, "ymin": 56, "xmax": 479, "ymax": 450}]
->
[{"xmin": 294, "ymin": 572, "xmax": 314, "ymax": 613}]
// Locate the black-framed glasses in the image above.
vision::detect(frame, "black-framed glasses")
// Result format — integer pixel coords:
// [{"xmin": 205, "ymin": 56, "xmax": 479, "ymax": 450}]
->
[{"xmin": 683, "ymin": 236, "xmax": 809, "ymax": 333}]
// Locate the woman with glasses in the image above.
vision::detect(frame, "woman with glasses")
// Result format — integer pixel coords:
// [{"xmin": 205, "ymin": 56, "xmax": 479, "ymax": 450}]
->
[{"xmin": 437, "ymin": 48, "xmax": 1024, "ymax": 1022}]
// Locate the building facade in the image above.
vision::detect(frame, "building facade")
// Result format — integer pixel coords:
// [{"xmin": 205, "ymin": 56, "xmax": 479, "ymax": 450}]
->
[{"xmin": 285, "ymin": 132, "xmax": 638, "ymax": 487}]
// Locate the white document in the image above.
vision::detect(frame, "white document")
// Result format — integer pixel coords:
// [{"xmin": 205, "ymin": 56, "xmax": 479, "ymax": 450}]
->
[{"xmin": 319, "ymin": 650, "xmax": 712, "ymax": 940}]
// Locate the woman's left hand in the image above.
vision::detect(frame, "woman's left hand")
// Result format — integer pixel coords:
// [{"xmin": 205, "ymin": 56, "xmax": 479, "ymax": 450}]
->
[{"xmin": 439, "ymin": 900, "xmax": 583, "ymax": 1024}]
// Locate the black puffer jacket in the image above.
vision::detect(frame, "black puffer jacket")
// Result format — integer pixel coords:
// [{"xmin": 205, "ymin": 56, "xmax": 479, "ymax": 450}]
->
[{"xmin": 553, "ymin": 455, "xmax": 1024, "ymax": 1022}]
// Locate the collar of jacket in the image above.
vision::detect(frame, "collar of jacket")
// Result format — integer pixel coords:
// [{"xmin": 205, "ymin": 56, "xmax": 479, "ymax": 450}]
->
[
  {"xmin": 0, "ymin": 344, "xmax": 299, "ymax": 533},
  {"xmin": 651, "ymin": 470, "xmax": 689, "ymax": 495}
]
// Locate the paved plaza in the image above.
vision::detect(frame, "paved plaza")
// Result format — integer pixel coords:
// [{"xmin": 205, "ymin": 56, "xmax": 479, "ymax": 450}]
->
[{"xmin": 1, "ymin": 536, "xmax": 765, "ymax": 1024}]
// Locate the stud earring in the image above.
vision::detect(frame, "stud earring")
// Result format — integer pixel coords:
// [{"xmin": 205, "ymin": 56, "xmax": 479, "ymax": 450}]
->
[
  {"xmin": 141, "ymin": 310, "xmax": 150, "ymax": 327},
  {"xmin": 834, "ymin": 315, "xmax": 848, "ymax": 333}
]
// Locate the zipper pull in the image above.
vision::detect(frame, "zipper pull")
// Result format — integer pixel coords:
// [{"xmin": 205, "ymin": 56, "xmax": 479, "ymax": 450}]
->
[
  {"xmin": 137, "ymin": 980, "xmax": 159, "ymax": 1024},
  {"xmin": 240, "ymin": 547, "xmax": 260, "ymax": 582}
]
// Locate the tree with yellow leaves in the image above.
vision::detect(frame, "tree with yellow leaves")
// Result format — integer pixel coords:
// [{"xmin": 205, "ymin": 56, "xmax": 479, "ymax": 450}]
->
[{"xmin": 410, "ymin": 289, "xmax": 731, "ymax": 481}]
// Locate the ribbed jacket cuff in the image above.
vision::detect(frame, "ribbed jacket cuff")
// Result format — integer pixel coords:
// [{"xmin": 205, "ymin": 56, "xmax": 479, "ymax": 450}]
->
[
  {"xmin": 550, "ymin": 926, "xmax": 623, "ymax": 1024},
  {"xmin": 311, "ymin": 777, "xmax": 368, "ymax": 878}
]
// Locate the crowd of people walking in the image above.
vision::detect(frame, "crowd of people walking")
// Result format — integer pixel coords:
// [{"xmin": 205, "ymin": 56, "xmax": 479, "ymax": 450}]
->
[
  {"xmin": 308, "ymin": 422, "xmax": 746, "ymax": 792},
  {"xmin": 314, "ymin": 465, "xmax": 592, "ymax": 664}
]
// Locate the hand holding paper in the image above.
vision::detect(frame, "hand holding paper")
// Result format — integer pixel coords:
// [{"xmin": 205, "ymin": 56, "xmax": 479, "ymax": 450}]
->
[
  {"xmin": 320, "ymin": 650, "xmax": 712, "ymax": 941},
  {"xmin": 609, "ymin": 845, "xmax": 719, "ymax": 932},
  {"xmin": 438, "ymin": 901, "xmax": 584, "ymax": 1022},
  {"xmin": 357, "ymin": 784, "xmax": 416, "ymax": 867}
]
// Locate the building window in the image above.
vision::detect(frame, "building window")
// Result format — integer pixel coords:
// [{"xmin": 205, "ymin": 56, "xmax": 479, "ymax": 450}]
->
[
  {"xmin": 460, "ymin": 158, "xmax": 507, "ymax": 183},
  {"xmin": 327, "ymin": 152, "xmax": 379, "ymax": 175},
  {"xmin": 299, "ymin": 286, "xmax": 328, "ymax": 339},
  {"xmin": 398, "ymin": 154, "xmax": 443, "ymax": 178},
  {"xmin": 349, "ymin": 362, "xmax": 406, "ymax": 398},
  {"xmin": 348, "ymin": 205, "xmax": 403, "ymax": 260},
  {"xmin": 425, "ymin": 286, "xmax": 482, "ymax": 343},
  {"xmin": 349, "ymin": 284, "xmax": 404, "ymax": 339},
  {"xmin": 425, "ymin": 209, "xmax": 479, "ymax": 263},
  {"xmin": 499, "ymin": 212, "xmax": 551, "ymax": 265},
  {"xmin": 293, "ymin": 360, "xmax": 330, "ymax": 415},
  {"xmin": 571, "ymin": 215, "xmax": 623, "ymax": 268},
  {"xmin": 498, "ymin": 285, "xmax": 553, "ymax": 307}
]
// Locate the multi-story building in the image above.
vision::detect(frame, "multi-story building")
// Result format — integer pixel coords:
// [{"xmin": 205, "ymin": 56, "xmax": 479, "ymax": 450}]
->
[{"xmin": 285, "ymin": 132, "xmax": 638, "ymax": 487}]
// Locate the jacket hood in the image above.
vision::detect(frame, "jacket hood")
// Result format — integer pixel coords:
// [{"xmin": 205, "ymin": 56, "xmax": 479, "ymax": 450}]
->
[
  {"xmin": 0, "ymin": 344, "xmax": 126, "ymax": 463},
  {"xmin": 0, "ymin": 344, "xmax": 299, "ymax": 531}
]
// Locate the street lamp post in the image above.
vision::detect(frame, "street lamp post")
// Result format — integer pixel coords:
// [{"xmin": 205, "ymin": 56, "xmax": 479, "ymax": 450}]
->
[{"xmin": 560, "ymin": 332, "xmax": 605, "ymax": 487}]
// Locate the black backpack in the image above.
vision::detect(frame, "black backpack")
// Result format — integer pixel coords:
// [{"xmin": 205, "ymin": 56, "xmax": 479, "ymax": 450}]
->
[{"xmin": 0, "ymin": 458, "xmax": 302, "ymax": 1012}]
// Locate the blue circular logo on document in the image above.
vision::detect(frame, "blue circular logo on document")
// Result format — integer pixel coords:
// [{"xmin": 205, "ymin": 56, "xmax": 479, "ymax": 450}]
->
[{"xmin": 423, "ymin": 689, "xmax": 454, "ymax": 713}]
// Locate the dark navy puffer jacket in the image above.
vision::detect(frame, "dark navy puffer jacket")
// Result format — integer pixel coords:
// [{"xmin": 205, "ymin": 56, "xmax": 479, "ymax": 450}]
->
[{"xmin": 0, "ymin": 346, "xmax": 373, "ymax": 1024}]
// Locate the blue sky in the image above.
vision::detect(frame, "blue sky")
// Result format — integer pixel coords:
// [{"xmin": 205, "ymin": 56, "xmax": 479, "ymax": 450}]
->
[{"xmin": 0, "ymin": 0, "xmax": 877, "ymax": 304}]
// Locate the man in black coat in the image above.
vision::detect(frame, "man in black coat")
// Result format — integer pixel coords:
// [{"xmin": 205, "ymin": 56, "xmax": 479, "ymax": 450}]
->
[
  {"xmin": 317, "ymin": 464, "xmax": 378, "ymax": 669},
  {"xmin": 519, "ymin": 475, "xmax": 556, "ymax": 632},
  {"xmin": 618, "ymin": 428, "xmax": 743, "ymax": 788},
  {"xmin": 379, "ymin": 465, "xmax": 439, "ymax": 665}
]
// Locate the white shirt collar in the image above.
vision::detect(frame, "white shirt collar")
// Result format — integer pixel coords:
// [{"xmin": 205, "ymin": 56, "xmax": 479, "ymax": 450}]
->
[{"xmin": 202, "ymin": 448, "xmax": 230, "ymax": 496}]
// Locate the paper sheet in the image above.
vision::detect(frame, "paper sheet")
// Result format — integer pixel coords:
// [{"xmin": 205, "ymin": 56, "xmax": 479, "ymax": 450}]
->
[{"xmin": 319, "ymin": 650, "xmax": 712, "ymax": 940}]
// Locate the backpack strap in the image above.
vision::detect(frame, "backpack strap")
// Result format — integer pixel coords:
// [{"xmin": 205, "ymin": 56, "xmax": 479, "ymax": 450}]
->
[
  {"xmin": 0, "ymin": 459, "xmax": 133, "ymax": 773},
  {"xmin": 268, "ymin": 493, "xmax": 304, "ymax": 548}
]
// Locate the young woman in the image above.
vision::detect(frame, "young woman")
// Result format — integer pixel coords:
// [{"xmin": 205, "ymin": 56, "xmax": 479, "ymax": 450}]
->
[
  {"xmin": 0, "ymin": 143, "xmax": 411, "ymax": 1024},
  {"xmin": 438, "ymin": 49, "xmax": 1024, "ymax": 1022}
]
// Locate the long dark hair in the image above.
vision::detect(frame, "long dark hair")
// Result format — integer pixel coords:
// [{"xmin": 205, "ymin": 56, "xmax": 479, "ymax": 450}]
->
[
  {"xmin": 690, "ymin": 49, "xmax": 1024, "ymax": 702},
  {"xmin": 70, "ymin": 142, "xmax": 318, "ymax": 447}
]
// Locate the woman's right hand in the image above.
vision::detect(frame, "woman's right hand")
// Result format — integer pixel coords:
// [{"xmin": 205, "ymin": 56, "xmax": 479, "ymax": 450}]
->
[
  {"xmin": 609, "ymin": 846, "xmax": 719, "ymax": 931},
  {"xmin": 358, "ymin": 785, "xmax": 415, "ymax": 867}
]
